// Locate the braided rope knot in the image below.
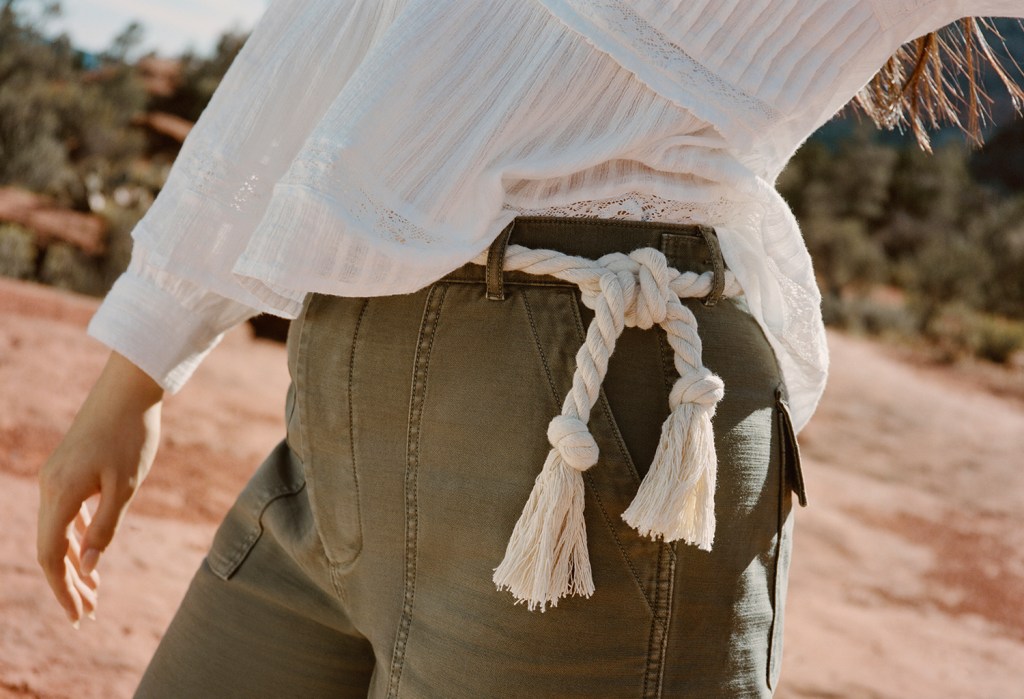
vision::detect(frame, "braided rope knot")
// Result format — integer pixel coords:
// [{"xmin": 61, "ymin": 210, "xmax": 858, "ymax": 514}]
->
[
  {"xmin": 671, "ymin": 366, "xmax": 724, "ymax": 409},
  {"xmin": 480, "ymin": 241, "xmax": 742, "ymax": 612},
  {"xmin": 546, "ymin": 415, "xmax": 599, "ymax": 471}
]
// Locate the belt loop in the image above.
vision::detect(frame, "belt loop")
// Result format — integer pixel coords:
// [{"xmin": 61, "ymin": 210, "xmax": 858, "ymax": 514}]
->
[
  {"xmin": 698, "ymin": 225, "xmax": 726, "ymax": 307},
  {"xmin": 486, "ymin": 218, "xmax": 516, "ymax": 301}
]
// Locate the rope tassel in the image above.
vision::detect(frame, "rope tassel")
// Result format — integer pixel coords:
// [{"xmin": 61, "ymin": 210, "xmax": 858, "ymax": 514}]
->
[
  {"xmin": 620, "ymin": 371, "xmax": 723, "ymax": 548},
  {"xmin": 477, "ymin": 241, "xmax": 743, "ymax": 611},
  {"xmin": 491, "ymin": 415, "xmax": 605, "ymax": 612},
  {"xmin": 490, "ymin": 445, "xmax": 593, "ymax": 612},
  {"xmin": 621, "ymin": 295, "xmax": 725, "ymax": 548}
]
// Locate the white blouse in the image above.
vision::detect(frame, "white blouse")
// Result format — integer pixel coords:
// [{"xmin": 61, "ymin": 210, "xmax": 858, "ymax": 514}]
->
[{"xmin": 87, "ymin": 0, "xmax": 1024, "ymax": 432}]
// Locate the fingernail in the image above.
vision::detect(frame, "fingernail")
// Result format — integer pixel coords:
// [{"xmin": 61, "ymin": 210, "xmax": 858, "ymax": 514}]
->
[
  {"xmin": 68, "ymin": 614, "xmax": 80, "ymax": 630},
  {"xmin": 87, "ymin": 610, "xmax": 97, "ymax": 621},
  {"xmin": 81, "ymin": 548, "xmax": 100, "ymax": 576}
]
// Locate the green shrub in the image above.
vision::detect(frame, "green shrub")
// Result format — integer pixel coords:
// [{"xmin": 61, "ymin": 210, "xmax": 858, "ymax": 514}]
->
[
  {"xmin": 972, "ymin": 315, "xmax": 1024, "ymax": 364},
  {"xmin": 0, "ymin": 222, "xmax": 38, "ymax": 280},
  {"xmin": 926, "ymin": 303, "xmax": 1024, "ymax": 365},
  {"xmin": 823, "ymin": 293, "xmax": 919, "ymax": 339},
  {"xmin": 99, "ymin": 203, "xmax": 143, "ymax": 288},
  {"xmin": 38, "ymin": 242, "xmax": 105, "ymax": 296},
  {"xmin": 803, "ymin": 216, "xmax": 887, "ymax": 298}
]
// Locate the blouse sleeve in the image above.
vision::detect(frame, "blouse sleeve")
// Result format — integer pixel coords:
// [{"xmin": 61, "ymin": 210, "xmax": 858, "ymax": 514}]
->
[
  {"xmin": 89, "ymin": 0, "xmax": 711, "ymax": 393},
  {"xmin": 88, "ymin": 0, "xmax": 413, "ymax": 392}
]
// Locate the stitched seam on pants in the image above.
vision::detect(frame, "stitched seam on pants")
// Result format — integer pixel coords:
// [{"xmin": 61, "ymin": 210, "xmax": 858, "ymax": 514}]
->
[
  {"xmin": 520, "ymin": 289, "xmax": 561, "ymax": 405},
  {"xmin": 295, "ymin": 295, "xmax": 351, "ymax": 598},
  {"xmin": 647, "ymin": 311, "xmax": 684, "ymax": 697},
  {"xmin": 386, "ymin": 283, "xmax": 448, "ymax": 699},
  {"xmin": 642, "ymin": 546, "xmax": 666, "ymax": 697},
  {"xmin": 344, "ymin": 299, "xmax": 370, "ymax": 564},
  {"xmin": 659, "ymin": 547, "xmax": 676, "ymax": 696},
  {"xmin": 566, "ymin": 290, "xmax": 657, "ymax": 614},
  {"xmin": 642, "ymin": 542, "xmax": 676, "ymax": 698},
  {"xmin": 295, "ymin": 295, "xmax": 315, "ymax": 490},
  {"xmin": 292, "ymin": 297, "xmax": 346, "ymax": 582},
  {"xmin": 767, "ymin": 397, "xmax": 786, "ymax": 691}
]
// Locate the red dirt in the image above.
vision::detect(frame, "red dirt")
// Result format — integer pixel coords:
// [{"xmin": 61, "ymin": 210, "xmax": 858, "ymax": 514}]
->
[{"xmin": 1, "ymin": 277, "xmax": 1022, "ymax": 698}]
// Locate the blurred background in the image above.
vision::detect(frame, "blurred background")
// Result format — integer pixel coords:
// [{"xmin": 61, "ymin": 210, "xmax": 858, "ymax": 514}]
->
[{"xmin": 1, "ymin": 2, "xmax": 1022, "ymax": 697}]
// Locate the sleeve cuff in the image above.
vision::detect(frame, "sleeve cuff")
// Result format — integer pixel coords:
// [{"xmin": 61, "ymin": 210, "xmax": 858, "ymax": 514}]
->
[{"xmin": 87, "ymin": 269, "xmax": 228, "ymax": 394}]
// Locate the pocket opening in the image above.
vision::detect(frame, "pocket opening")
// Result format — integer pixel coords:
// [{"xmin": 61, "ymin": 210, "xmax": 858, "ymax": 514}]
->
[{"xmin": 206, "ymin": 441, "xmax": 307, "ymax": 581}]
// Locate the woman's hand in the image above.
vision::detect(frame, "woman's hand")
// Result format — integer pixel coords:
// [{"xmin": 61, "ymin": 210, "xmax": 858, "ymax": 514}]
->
[{"xmin": 37, "ymin": 351, "xmax": 164, "ymax": 627}]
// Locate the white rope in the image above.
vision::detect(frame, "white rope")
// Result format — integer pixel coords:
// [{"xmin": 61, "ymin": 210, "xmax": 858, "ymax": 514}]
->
[{"xmin": 471, "ymin": 243, "xmax": 741, "ymax": 611}]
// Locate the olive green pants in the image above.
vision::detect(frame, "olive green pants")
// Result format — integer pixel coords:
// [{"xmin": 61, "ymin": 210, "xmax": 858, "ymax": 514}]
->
[{"xmin": 136, "ymin": 216, "xmax": 806, "ymax": 698}]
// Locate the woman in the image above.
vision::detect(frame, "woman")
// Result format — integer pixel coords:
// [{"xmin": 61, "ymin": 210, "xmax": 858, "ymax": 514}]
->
[{"xmin": 36, "ymin": 1, "xmax": 1024, "ymax": 696}]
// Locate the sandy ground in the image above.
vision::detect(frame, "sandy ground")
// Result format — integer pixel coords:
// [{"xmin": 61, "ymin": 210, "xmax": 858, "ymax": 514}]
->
[{"xmin": 1, "ymin": 277, "xmax": 1022, "ymax": 698}]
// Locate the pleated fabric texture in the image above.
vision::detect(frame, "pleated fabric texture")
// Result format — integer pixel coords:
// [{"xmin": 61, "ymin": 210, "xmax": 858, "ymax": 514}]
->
[{"xmin": 87, "ymin": 0, "xmax": 1024, "ymax": 430}]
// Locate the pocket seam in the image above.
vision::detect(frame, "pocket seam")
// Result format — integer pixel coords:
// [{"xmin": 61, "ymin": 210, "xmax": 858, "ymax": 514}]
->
[
  {"xmin": 208, "ymin": 477, "xmax": 307, "ymax": 581},
  {"xmin": 342, "ymin": 299, "xmax": 370, "ymax": 562},
  {"xmin": 295, "ymin": 295, "xmax": 369, "ymax": 574}
]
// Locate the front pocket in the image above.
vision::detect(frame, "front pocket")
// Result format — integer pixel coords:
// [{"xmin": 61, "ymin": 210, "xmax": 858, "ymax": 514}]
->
[
  {"xmin": 206, "ymin": 440, "xmax": 306, "ymax": 580},
  {"xmin": 293, "ymin": 294, "xmax": 369, "ymax": 569}
]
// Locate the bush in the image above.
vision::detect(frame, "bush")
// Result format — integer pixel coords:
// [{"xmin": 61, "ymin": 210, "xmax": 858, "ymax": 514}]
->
[
  {"xmin": 0, "ymin": 222, "xmax": 38, "ymax": 280},
  {"xmin": 99, "ymin": 202, "xmax": 143, "ymax": 288},
  {"xmin": 971, "ymin": 316, "xmax": 1024, "ymax": 364},
  {"xmin": 926, "ymin": 303, "xmax": 1024, "ymax": 364},
  {"xmin": 822, "ymin": 293, "xmax": 919, "ymax": 339},
  {"xmin": 803, "ymin": 216, "xmax": 887, "ymax": 298},
  {"xmin": 38, "ymin": 242, "xmax": 105, "ymax": 296}
]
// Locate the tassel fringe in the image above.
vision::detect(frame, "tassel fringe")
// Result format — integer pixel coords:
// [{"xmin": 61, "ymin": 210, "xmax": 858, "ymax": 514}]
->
[
  {"xmin": 620, "ymin": 402, "xmax": 718, "ymax": 549},
  {"xmin": 492, "ymin": 450, "xmax": 594, "ymax": 612}
]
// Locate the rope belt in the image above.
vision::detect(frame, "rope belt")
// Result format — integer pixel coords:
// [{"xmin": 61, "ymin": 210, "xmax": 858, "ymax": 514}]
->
[{"xmin": 469, "ymin": 241, "xmax": 742, "ymax": 611}]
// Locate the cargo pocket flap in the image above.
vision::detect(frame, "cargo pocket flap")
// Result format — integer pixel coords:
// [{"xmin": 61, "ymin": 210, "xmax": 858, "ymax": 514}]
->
[{"xmin": 775, "ymin": 386, "xmax": 808, "ymax": 508}]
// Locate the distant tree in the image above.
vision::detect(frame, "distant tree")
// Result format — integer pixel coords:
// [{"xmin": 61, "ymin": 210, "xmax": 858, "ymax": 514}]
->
[
  {"xmin": 886, "ymin": 142, "xmax": 973, "ymax": 225},
  {"xmin": 0, "ymin": 0, "xmax": 146, "ymax": 206},
  {"xmin": 970, "ymin": 118, "xmax": 1024, "ymax": 193},
  {"xmin": 802, "ymin": 216, "xmax": 887, "ymax": 300},
  {"xmin": 906, "ymin": 233, "xmax": 994, "ymax": 329},
  {"xmin": 152, "ymin": 30, "xmax": 249, "ymax": 122},
  {"xmin": 975, "ymin": 197, "xmax": 1024, "ymax": 319},
  {"xmin": 104, "ymin": 20, "xmax": 143, "ymax": 63},
  {"xmin": 828, "ymin": 125, "xmax": 898, "ymax": 223},
  {"xmin": 777, "ymin": 138, "xmax": 833, "ymax": 220}
]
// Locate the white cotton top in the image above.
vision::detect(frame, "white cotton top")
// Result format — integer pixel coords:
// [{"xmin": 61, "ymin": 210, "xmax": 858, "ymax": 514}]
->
[{"xmin": 87, "ymin": 0, "xmax": 1024, "ymax": 432}]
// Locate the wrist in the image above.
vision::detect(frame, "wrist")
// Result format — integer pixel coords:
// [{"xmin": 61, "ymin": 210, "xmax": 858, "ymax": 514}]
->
[{"xmin": 91, "ymin": 351, "xmax": 165, "ymax": 415}]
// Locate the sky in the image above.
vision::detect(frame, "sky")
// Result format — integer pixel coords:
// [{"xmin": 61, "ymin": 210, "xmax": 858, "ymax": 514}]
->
[{"xmin": 46, "ymin": 0, "xmax": 271, "ymax": 58}]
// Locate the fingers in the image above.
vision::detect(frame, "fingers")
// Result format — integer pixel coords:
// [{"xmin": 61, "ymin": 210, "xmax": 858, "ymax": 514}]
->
[
  {"xmin": 66, "ymin": 533, "xmax": 98, "ymax": 617},
  {"xmin": 35, "ymin": 352, "xmax": 162, "ymax": 631},
  {"xmin": 69, "ymin": 562, "xmax": 98, "ymax": 617},
  {"xmin": 80, "ymin": 470, "xmax": 133, "ymax": 577},
  {"xmin": 67, "ymin": 516, "xmax": 100, "ymax": 592},
  {"xmin": 38, "ymin": 479, "xmax": 94, "ymax": 626},
  {"xmin": 75, "ymin": 500, "xmax": 92, "ymax": 531}
]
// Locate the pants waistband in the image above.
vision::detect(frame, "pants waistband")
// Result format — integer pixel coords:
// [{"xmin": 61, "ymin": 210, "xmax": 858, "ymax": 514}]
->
[{"xmin": 439, "ymin": 216, "xmax": 727, "ymax": 305}]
